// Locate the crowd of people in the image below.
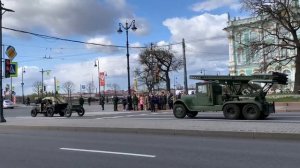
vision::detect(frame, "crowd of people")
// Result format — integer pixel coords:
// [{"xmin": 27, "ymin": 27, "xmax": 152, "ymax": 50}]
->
[
  {"xmin": 79, "ymin": 91, "xmax": 179, "ymax": 112},
  {"xmin": 112, "ymin": 91, "xmax": 175, "ymax": 112}
]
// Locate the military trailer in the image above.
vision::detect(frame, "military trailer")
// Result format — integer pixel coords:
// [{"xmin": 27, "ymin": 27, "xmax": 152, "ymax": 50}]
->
[
  {"xmin": 173, "ymin": 72, "xmax": 288, "ymax": 120},
  {"xmin": 31, "ymin": 96, "xmax": 85, "ymax": 117}
]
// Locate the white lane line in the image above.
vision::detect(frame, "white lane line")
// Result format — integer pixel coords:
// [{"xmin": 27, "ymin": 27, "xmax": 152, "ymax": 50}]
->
[
  {"xmin": 96, "ymin": 116, "xmax": 125, "ymax": 119},
  {"xmin": 60, "ymin": 148, "xmax": 156, "ymax": 158},
  {"xmin": 125, "ymin": 118, "xmax": 173, "ymax": 120}
]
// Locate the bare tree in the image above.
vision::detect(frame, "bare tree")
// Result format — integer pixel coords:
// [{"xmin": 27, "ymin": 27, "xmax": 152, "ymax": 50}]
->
[
  {"xmin": 87, "ymin": 81, "xmax": 94, "ymax": 96},
  {"xmin": 240, "ymin": 0, "xmax": 300, "ymax": 93},
  {"xmin": 62, "ymin": 81, "xmax": 75, "ymax": 98},
  {"xmin": 138, "ymin": 47, "xmax": 183, "ymax": 92},
  {"xmin": 134, "ymin": 68, "xmax": 156, "ymax": 93},
  {"xmin": 32, "ymin": 81, "xmax": 43, "ymax": 96}
]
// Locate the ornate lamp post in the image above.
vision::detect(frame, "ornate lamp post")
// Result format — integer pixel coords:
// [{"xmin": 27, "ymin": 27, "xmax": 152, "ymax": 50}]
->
[
  {"xmin": 21, "ymin": 67, "xmax": 25, "ymax": 104},
  {"xmin": 94, "ymin": 60, "xmax": 101, "ymax": 104},
  {"xmin": 117, "ymin": 20, "xmax": 137, "ymax": 110}
]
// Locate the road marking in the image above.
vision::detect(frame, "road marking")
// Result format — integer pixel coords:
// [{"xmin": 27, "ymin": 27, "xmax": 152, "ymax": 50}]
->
[
  {"xmin": 60, "ymin": 148, "xmax": 156, "ymax": 158},
  {"xmin": 96, "ymin": 116, "xmax": 125, "ymax": 119},
  {"xmin": 125, "ymin": 118, "xmax": 174, "ymax": 120}
]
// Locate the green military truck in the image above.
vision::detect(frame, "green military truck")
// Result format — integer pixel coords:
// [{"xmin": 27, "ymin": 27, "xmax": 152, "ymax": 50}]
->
[{"xmin": 173, "ymin": 72, "xmax": 288, "ymax": 120}]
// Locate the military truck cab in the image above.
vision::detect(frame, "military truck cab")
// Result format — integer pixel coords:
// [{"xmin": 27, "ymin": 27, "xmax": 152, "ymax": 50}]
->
[
  {"xmin": 173, "ymin": 82, "xmax": 224, "ymax": 118},
  {"xmin": 173, "ymin": 72, "xmax": 287, "ymax": 120}
]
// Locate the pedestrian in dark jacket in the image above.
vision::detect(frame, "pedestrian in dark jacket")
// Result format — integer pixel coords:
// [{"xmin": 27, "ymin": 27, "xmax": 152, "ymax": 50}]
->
[
  {"xmin": 168, "ymin": 93, "xmax": 174, "ymax": 110},
  {"xmin": 150, "ymin": 94, "xmax": 156, "ymax": 112},
  {"xmin": 122, "ymin": 96, "xmax": 127, "ymax": 111},
  {"xmin": 88, "ymin": 97, "xmax": 91, "ymax": 105},
  {"xmin": 113, "ymin": 95, "xmax": 119, "ymax": 111},
  {"xmin": 127, "ymin": 95, "xmax": 132, "ymax": 111},
  {"xmin": 100, "ymin": 95, "xmax": 105, "ymax": 110},
  {"xmin": 79, "ymin": 96, "xmax": 84, "ymax": 107},
  {"xmin": 132, "ymin": 94, "xmax": 138, "ymax": 111}
]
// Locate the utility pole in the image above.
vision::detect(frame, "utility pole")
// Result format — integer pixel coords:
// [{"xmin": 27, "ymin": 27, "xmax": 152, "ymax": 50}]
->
[
  {"xmin": 0, "ymin": 1, "xmax": 14, "ymax": 122},
  {"xmin": 150, "ymin": 43, "xmax": 155, "ymax": 92},
  {"xmin": 54, "ymin": 77, "xmax": 56, "ymax": 97},
  {"xmin": 182, "ymin": 38, "xmax": 188, "ymax": 95},
  {"xmin": 10, "ymin": 77, "xmax": 12, "ymax": 101}
]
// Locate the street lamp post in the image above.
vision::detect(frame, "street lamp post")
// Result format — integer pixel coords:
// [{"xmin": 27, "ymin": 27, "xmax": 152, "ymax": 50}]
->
[
  {"xmin": 0, "ymin": 1, "xmax": 14, "ymax": 122},
  {"xmin": 200, "ymin": 69, "xmax": 206, "ymax": 75},
  {"xmin": 21, "ymin": 67, "xmax": 25, "ymax": 104},
  {"xmin": 117, "ymin": 20, "xmax": 137, "ymax": 110},
  {"xmin": 94, "ymin": 60, "xmax": 101, "ymax": 104}
]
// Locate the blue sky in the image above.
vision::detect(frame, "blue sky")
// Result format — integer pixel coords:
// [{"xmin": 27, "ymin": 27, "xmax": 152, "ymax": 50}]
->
[{"xmin": 2, "ymin": 0, "xmax": 245, "ymax": 96}]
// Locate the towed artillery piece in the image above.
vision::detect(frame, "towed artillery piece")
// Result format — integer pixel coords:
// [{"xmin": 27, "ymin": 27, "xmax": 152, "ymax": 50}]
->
[
  {"xmin": 173, "ymin": 72, "xmax": 288, "ymax": 120},
  {"xmin": 31, "ymin": 96, "xmax": 85, "ymax": 117}
]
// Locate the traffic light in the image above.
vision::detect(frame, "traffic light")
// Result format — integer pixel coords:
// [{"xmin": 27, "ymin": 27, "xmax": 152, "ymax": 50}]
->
[{"xmin": 4, "ymin": 59, "xmax": 11, "ymax": 78}]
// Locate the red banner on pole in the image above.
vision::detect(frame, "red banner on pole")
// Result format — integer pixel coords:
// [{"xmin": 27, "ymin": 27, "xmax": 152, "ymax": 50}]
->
[{"xmin": 99, "ymin": 72, "xmax": 105, "ymax": 86}]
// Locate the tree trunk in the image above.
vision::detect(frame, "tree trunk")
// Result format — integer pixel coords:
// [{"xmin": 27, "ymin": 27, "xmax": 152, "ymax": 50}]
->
[
  {"xmin": 166, "ymin": 72, "xmax": 170, "ymax": 92},
  {"xmin": 294, "ymin": 47, "xmax": 300, "ymax": 94}
]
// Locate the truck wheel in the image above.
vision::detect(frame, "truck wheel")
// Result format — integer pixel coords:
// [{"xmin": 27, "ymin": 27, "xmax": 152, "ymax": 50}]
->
[
  {"xmin": 173, "ymin": 104, "xmax": 187, "ymax": 118},
  {"xmin": 64, "ymin": 109, "xmax": 72, "ymax": 117},
  {"xmin": 187, "ymin": 111, "xmax": 198, "ymax": 118},
  {"xmin": 223, "ymin": 104, "xmax": 241, "ymax": 119},
  {"xmin": 31, "ymin": 109, "xmax": 38, "ymax": 117},
  {"xmin": 242, "ymin": 104, "xmax": 261, "ymax": 120},
  {"xmin": 47, "ymin": 108, "xmax": 54, "ymax": 117},
  {"xmin": 77, "ymin": 107, "xmax": 85, "ymax": 117}
]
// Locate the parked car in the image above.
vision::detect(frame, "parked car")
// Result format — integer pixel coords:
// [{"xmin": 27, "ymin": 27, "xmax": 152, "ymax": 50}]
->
[{"xmin": 3, "ymin": 99, "xmax": 14, "ymax": 109}]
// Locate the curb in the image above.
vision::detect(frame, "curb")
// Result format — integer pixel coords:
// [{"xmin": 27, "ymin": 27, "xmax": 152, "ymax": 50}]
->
[{"xmin": 3, "ymin": 125, "xmax": 300, "ymax": 141}]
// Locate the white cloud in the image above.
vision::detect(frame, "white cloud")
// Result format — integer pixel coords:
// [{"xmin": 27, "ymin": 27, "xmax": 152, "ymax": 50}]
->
[
  {"xmin": 2, "ymin": 0, "xmax": 132, "ymax": 36},
  {"xmin": 163, "ymin": 13, "xmax": 229, "ymax": 75},
  {"xmin": 191, "ymin": 0, "xmax": 241, "ymax": 12},
  {"xmin": 10, "ymin": 54, "xmax": 141, "ymax": 95},
  {"xmin": 86, "ymin": 36, "xmax": 119, "ymax": 53}
]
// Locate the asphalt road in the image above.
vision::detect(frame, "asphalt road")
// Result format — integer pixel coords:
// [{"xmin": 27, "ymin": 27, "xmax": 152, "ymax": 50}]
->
[
  {"xmin": 4, "ymin": 104, "xmax": 300, "ymax": 124},
  {"xmin": 0, "ymin": 128, "xmax": 299, "ymax": 168}
]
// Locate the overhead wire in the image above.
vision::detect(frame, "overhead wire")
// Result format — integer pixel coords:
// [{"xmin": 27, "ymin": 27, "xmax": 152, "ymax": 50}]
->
[{"xmin": 3, "ymin": 26, "xmax": 229, "ymax": 58}]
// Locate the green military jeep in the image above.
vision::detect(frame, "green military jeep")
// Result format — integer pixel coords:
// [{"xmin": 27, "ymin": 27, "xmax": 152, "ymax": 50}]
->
[{"xmin": 31, "ymin": 96, "xmax": 85, "ymax": 117}]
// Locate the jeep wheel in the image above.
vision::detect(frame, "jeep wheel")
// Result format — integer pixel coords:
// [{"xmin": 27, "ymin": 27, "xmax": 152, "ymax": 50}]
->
[
  {"xmin": 187, "ymin": 111, "xmax": 198, "ymax": 118},
  {"xmin": 77, "ymin": 107, "xmax": 85, "ymax": 117},
  {"xmin": 242, "ymin": 104, "xmax": 261, "ymax": 120},
  {"xmin": 64, "ymin": 108, "xmax": 72, "ymax": 117},
  {"xmin": 59, "ymin": 111, "xmax": 65, "ymax": 117},
  {"xmin": 173, "ymin": 104, "xmax": 187, "ymax": 118},
  {"xmin": 47, "ymin": 108, "xmax": 54, "ymax": 117},
  {"xmin": 223, "ymin": 104, "xmax": 241, "ymax": 119},
  {"xmin": 31, "ymin": 109, "xmax": 38, "ymax": 117}
]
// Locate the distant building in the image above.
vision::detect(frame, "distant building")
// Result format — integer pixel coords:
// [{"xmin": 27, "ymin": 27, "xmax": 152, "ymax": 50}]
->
[{"xmin": 223, "ymin": 1, "xmax": 300, "ymax": 91}]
